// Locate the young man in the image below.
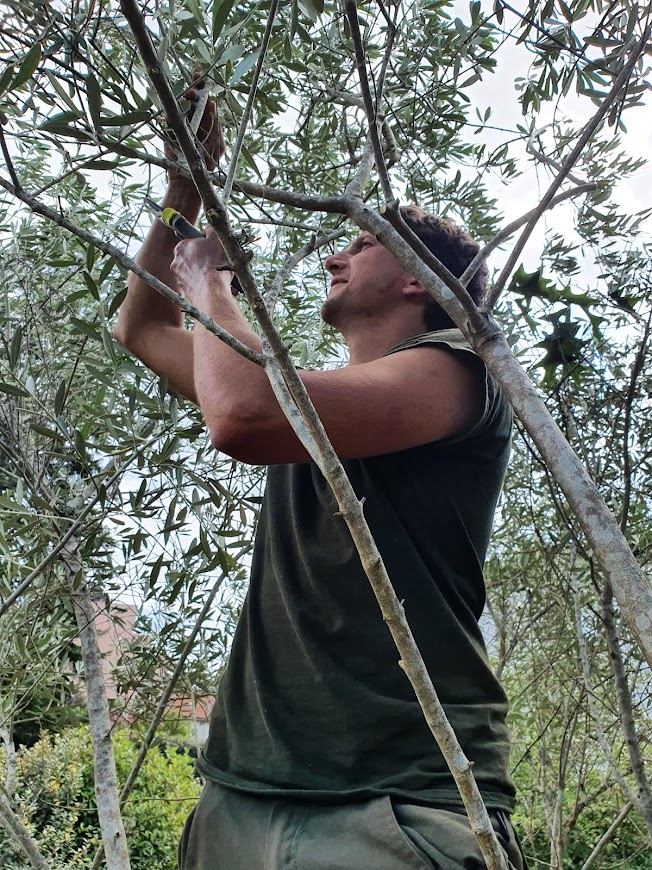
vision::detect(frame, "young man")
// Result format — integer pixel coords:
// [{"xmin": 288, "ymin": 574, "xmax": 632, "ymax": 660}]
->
[{"xmin": 114, "ymin": 100, "xmax": 525, "ymax": 870}]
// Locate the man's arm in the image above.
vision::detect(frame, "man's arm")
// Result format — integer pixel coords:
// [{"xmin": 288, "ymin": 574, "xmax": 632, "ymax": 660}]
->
[
  {"xmin": 113, "ymin": 78, "xmax": 225, "ymax": 404},
  {"xmin": 171, "ymin": 234, "xmax": 484, "ymax": 465},
  {"xmin": 113, "ymin": 182, "xmax": 200, "ymax": 403}
]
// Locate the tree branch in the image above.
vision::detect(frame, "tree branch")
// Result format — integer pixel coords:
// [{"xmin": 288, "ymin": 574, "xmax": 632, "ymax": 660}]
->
[
  {"xmin": 0, "ymin": 786, "xmax": 51, "ymax": 870},
  {"xmin": 0, "ymin": 177, "xmax": 264, "ymax": 367},
  {"xmin": 222, "ymin": 0, "xmax": 279, "ymax": 204},
  {"xmin": 345, "ymin": 0, "xmax": 396, "ymax": 207},
  {"xmin": 462, "ymin": 184, "xmax": 597, "ymax": 292},
  {"xmin": 0, "ymin": 440, "xmax": 160, "ymax": 618},
  {"xmin": 265, "ymin": 226, "xmax": 348, "ymax": 314},
  {"xmin": 600, "ymin": 581, "xmax": 652, "ymax": 840},
  {"xmin": 579, "ymin": 801, "xmax": 634, "ymax": 870},
  {"xmin": 570, "ymin": 569, "xmax": 640, "ymax": 810},
  {"xmin": 88, "ymin": 551, "xmax": 249, "ymax": 870},
  {"xmin": 327, "ymin": 88, "xmax": 398, "ymax": 164},
  {"xmin": 63, "ymin": 547, "xmax": 131, "ymax": 870}
]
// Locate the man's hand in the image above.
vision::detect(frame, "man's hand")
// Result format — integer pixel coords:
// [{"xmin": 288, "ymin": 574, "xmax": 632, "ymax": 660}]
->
[
  {"xmin": 165, "ymin": 73, "xmax": 225, "ymax": 185},
  {"xmin": 170, "ymin": 228, "xmax": 234, "ymax": 304}
]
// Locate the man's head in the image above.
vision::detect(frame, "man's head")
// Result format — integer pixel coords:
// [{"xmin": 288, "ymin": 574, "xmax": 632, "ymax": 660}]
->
[
  {"xmin": 398, "ymin": 206, "xmax": 487, "ymax": 330},
  {"xmin": 322, "ymin": 207, "xmax": 487, "ymax": 335}
]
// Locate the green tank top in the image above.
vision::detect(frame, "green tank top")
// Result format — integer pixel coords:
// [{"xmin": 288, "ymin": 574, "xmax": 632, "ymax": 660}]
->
[{"xmin": 197, "ymin": 329, "xmax": 516, "ymax": 812}]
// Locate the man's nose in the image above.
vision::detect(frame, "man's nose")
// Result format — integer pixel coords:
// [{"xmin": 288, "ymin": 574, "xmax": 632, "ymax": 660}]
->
[{"xmin": 324, "ymin": 249, "xmax": 349, "ymax": 274}]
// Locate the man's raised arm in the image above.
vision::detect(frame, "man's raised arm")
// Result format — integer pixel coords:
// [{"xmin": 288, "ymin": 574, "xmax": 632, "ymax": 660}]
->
[{"xmin": 113, "ymin": 79, "xmax": 225, "ymax": 404}]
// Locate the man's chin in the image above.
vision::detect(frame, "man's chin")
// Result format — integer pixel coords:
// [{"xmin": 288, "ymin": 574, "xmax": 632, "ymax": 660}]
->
[{"xmin": 320, "ymin": 297, "xmax": 342, "ymax": 328}]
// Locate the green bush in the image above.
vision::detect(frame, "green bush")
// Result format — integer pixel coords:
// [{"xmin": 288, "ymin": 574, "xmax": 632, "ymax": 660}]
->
[{"xmin": 0, "ymin": 725, "xmax": 201, "ymax": 869}]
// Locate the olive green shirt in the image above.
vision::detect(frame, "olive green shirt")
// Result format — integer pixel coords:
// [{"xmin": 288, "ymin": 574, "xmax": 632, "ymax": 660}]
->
[{"xmin": 198, "ymin": 329, "xmax": 516, "ymax": 812}]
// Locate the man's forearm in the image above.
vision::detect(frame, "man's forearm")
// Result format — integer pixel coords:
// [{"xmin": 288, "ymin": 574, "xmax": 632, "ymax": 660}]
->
[
  {"xmin": 114, "ymin": 182, "xmax": 202, "ymax": 344},
  {"xmin": 191, "ymin": 275, "xmax": 267, "ymax": 447}
]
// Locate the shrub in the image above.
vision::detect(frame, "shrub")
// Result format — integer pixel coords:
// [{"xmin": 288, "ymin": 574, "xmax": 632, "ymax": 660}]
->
[{"xmin": 0, "ymin": 725, "xmax": 201, "ymax": 869}]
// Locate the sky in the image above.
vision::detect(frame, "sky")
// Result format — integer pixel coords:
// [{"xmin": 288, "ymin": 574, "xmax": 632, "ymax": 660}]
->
[{"xmin": 462, "ymin": 1, "xmax": 651, "ymax": 281}]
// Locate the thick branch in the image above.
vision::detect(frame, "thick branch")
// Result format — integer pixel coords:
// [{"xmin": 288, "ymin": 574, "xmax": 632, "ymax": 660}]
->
[
  {"xmin": 0, "ymin": 788, "xmax": 51, "ymax": 870},
  {"xmin": 88, "ymin": 554, "xmax": 246, "ymax": 870},
  {"xmin": 64, "ymin": 556, "xmax": 130, "ymax": 870}
]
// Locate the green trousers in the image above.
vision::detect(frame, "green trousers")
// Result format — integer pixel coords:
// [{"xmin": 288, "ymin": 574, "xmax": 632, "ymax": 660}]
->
[{"xmin": 179, "ymin": 781, "xmax": 527, "ymax": 870}]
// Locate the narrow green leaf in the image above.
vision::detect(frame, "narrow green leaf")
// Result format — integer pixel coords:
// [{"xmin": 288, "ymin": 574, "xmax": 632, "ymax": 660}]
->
[
  {"xmin": 0, "ymin": 382, "xmax": 29, "ymax": 398},
  {"xmin": 86, "ymin": 72, "xmax": 102, "ymax": 128},
  {"xmin": 9, "ymin": 326, "xmax": 22, "ymax": 369},
  {"xmin": 108, "ymin": 287, "xmax": 127, "ymax": 318},
  {"xmin": 30, "ymin": 421, "xmax": 64, "ymax": 440},
  {"xmin": 74, "ymin": 428, "xmax": 87, "ymax": 460},
  {"xmin": 82, "ymin": 271, "xmax": 100, "ymax": 301},
  {"xmin": 69, "ymin": 317, "xmax": 102, "ymax": 340},
  {"xmin": 100, "ymin": 109, "xmax": 151, "ymax": 126},
  {"xmin": 43, "ymin": 70, "xmax": 82, "ymax": 114},
  {"xmin": 212, "ymin": 0, "xmax": 235, "ymax": 41},
  {"xmin": 8, "ymin": 43, "xmax": 41, "ymax": 92},
  {"xmin": 240, "ymin": 143, "xmax": 262, "ymax": 179},
  {"xmin": 0, "ymin": 64, "xmax": 15, "ymax": 97},
  {"xmin": 54, "ymin": 380, "xmax": 67, "ymax": 416},
  {"xmin": 230, "ymin": 51, "xmax": 259, "ymax": 84}
]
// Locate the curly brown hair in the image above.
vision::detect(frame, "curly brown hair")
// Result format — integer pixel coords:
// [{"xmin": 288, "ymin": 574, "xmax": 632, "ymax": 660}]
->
[{"xmin": 399, "ymin": 206, "xmax": 487, "ymax": 331}]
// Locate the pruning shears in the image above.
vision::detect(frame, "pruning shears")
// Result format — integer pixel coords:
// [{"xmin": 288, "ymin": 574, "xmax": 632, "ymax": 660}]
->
[
  {"xmin": 144, "ymin": 197, "xmax": 243, "ymax": 294},
  {"xmin": 144, "ymin": 197, "xmax": 204, "ymax": 240}
]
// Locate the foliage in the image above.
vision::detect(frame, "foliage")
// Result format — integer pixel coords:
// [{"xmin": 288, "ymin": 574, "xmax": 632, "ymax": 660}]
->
[
  {"xmin": 0, "ymin": 725, "xmax": 201, "ymax": 869},
  {"xmin": 0, "ymin": 0, "xmax": 651, "ymax": 867}
]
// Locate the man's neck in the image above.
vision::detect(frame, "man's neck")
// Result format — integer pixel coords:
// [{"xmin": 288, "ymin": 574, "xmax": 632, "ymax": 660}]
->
[{"xmin": 344, "ymin": 319, "xmax": 428, "ymax": 365}]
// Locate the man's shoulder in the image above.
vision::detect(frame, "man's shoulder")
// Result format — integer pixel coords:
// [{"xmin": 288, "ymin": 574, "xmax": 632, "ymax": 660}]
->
[{"xmin": 383, "ymin": 328, "xmax": 475, "ymax": 359}]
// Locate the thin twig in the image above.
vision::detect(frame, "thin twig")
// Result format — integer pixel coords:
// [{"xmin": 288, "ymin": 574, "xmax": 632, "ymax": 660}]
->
[
  {"xmin": 345, "ymin": 0, "xmax": 395, "ymax": 207},
  {"xmin": 327, "ymin": 88, "xmax": 398, "ymax": 163},
  {"xmin": 0, "ymin": 127, "xmax": 20, "ymax": 191},
  {"xmin": 222, "ymin": 0, "xmax": 279, "ymax": 204},
  {"xmin": 579, "ymin": 801, "xmax": 634, "ymax": 870},
  {"xmin": 265, "ymin": 226, "xmax": 348, "ymax": 314},
  {"xmin": 461, "ymin": 184, "xmax": 597, "ymax": 295},
  {"xmin": 527, "ymin": 125, "xmax": 586, "ymax": 186},
  {"xmin": 0, "ymin": 433, "xmax": 166, "ymax": 618},
  {"xmin": 0, "ymin": 177, "xmax": 264, "ymax": 366},
  {"xmin": 486, "ymin": 28, "xmax": 651, "ymax": 309}
]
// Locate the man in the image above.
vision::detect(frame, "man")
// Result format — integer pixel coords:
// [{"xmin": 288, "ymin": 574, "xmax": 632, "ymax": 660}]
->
[{"xmin": 114, "ymin": 93, "xmax": 525, "ymax": 870}]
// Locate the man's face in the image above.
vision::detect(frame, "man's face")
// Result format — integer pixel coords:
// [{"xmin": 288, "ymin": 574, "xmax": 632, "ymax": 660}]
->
[{"xmin": 321, "ymin": 232, "xmax": 412, "ymax": 327}]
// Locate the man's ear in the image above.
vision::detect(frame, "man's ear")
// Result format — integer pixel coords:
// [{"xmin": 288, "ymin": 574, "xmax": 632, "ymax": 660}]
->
[{"xmin": 401, "ymin": 277, "xmax": 428, "ymax": 300}]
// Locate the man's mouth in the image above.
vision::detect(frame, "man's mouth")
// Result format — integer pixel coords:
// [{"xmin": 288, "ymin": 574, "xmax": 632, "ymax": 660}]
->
[{"xmin": 330, "ymin": 278, "xmax": 347, "ymax": 288}]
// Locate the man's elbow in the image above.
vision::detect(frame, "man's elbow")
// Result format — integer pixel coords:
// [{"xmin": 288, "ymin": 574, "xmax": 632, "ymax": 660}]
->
[
  {"xmin": 209, "ymin": 418, "xmax": 251, "ymax": 462},
  {"xmin": 207, "ymin": 408, "xmax": 270, "ymax": 464},
  {"xmin": 112, "ymin": 321, "xmax": 137, "ymax": 354}
]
